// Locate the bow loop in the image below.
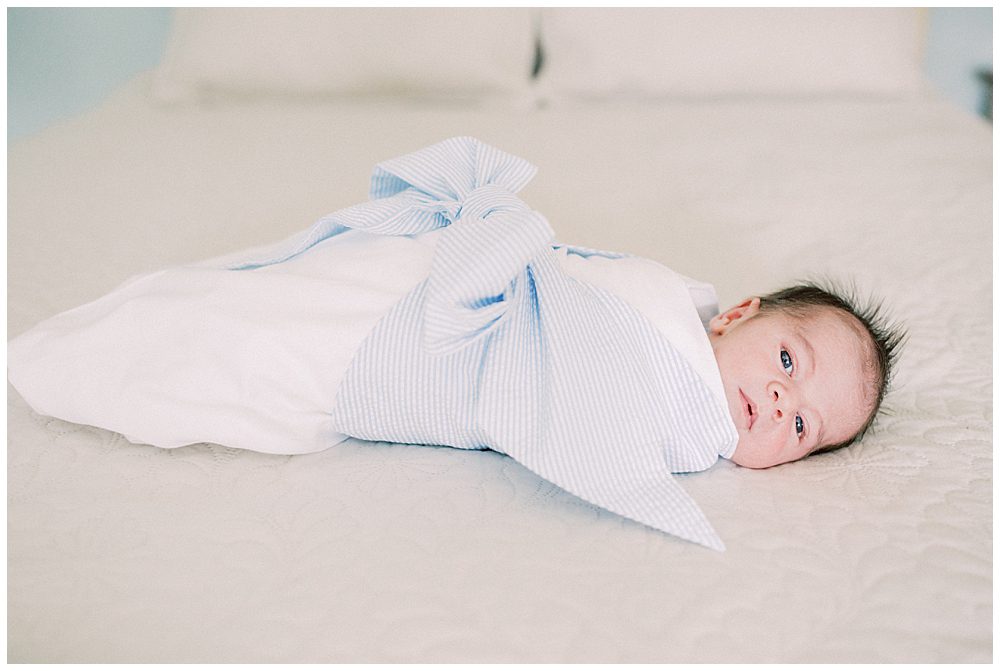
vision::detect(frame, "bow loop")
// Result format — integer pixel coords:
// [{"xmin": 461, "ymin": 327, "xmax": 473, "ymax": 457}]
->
[
  {"xmin": 225, "ymin": 137, "xmax": 539, "ymax": 270},
  {"xmin": 370, "ymin": 136, "xmax": 538, "ymax": 205}
]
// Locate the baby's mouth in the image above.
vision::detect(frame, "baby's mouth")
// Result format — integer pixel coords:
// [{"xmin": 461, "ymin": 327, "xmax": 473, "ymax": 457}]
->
[{"xmin": 739, "ymin": 388, "xmax": 756, "ymax": 430}]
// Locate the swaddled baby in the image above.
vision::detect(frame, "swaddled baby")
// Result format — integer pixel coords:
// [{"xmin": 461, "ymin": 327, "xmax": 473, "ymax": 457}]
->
[{"xmin": 7, "ymin": 137, "xmax": 903, "ymax": 549}]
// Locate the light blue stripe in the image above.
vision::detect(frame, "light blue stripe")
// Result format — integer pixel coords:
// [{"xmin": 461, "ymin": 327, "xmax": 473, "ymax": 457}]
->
[{"xmin": 242, "ymin": 137, "xmax": 737, "ymax": 550}]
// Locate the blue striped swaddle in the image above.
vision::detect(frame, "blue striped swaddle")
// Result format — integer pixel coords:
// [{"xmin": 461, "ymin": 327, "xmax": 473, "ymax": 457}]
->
[{"xmin": 233, "ymin": 137, "xmax": 738, "ymax": 550}]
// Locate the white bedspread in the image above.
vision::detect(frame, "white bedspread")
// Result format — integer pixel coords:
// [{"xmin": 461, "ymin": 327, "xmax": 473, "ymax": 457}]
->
[{"xmin": 7, "ymin": 73, "xmax": 992, "ymax": 662}]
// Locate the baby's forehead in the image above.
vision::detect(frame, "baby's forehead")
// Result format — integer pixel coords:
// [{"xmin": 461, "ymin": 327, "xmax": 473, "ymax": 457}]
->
[
  {"xmin": 785, "ymin": 306, "xmax": 879, "ymax": 398},
  {"xmin": 791, "ymin": 306, "xmax": 871, "ymax": 348}
]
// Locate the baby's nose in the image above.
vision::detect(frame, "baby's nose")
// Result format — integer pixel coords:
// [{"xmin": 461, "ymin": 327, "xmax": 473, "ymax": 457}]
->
[{"xmin": 767, "ymin": 381, "xmax": 790, "ymax": 420}]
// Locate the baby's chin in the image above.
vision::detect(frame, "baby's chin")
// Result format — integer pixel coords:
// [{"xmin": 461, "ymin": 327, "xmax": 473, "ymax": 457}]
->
[
  {"xmin": 731, "ymin": 441, "xmax": 815, "ymax": 469},
  {"xmin": 728, "ymin": 439, "xmax": 784, "ymax": 469},
  {"xmin": 728, "ymin": 446, "xmax": 761, "ymax": 469}
]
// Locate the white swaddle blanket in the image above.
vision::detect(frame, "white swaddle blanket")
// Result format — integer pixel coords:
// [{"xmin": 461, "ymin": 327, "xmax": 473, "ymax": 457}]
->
[
  {"xmin": 8, "ymin": 137, "xmax": 738, "ymax": 549},
  {"xmin": 9, "ymin": 229, "xmax": 435, "ymax": 454}
]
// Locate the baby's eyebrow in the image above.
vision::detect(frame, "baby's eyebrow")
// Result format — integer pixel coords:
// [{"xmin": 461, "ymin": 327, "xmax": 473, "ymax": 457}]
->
[
  {"xmin": 792, "ymin": 324, "xmax": 817, "ymax": 378},
  {"xmin": 814, "ymin": 413, "xmax": 827, "ymax": 449},
  {"xmin": 792, "ymin": 325, "xmax": 823, "ymax": 444}
]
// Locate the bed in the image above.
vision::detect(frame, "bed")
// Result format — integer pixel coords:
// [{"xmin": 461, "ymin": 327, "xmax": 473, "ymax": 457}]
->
[{"xmin": 7, "ymin": 8, "xmax": 992, "ymax": 663}]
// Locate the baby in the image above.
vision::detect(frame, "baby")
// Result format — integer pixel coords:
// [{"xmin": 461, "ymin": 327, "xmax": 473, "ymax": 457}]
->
[
  {"xmin": 6, "ymin": 137, "xmax": 905, "ymax": 548},
  {"xmin": 710, "ymin": 283, "xmax": 904, "ymax": 470}
]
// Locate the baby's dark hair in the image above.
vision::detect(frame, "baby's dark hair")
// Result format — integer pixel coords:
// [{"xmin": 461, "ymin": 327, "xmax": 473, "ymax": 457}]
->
[{"xmin": 757, "ymin": 280, "xmax": 906, "ymax": 455}]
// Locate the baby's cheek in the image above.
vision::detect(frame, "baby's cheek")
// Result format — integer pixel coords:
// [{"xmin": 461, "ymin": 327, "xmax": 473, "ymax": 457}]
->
[
  {"xmin": 730, "ymin": 433, "xmax": 789, "ymax": 469},
  {"xmin": 728, "ymin": 439, "xmax": 756, "ymax": 468}
]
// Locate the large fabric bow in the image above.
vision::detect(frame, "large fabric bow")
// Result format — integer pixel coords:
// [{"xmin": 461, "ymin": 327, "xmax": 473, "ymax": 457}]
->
[
  {"xmin": 229, "ymin": 136, "xmax": 539, "ymax": 267},
  {"xmin": 231, "ymin": 137, "xmax": 737, "ymax": 550}
]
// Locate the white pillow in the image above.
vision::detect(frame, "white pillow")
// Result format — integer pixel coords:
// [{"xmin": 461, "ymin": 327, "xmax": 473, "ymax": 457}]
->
[
  {"xmin": 538, "ymin": 8, "xmax": 926, "ymax": 99},
  {"xmin": 152, "ymin": 8, "xmax": 538, "ymax": 102}
]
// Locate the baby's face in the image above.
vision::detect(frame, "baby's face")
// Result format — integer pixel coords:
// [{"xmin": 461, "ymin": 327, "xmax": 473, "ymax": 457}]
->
[{"xmin": 708, "ymin": 299, "xmax": 872, "ymax": 469}]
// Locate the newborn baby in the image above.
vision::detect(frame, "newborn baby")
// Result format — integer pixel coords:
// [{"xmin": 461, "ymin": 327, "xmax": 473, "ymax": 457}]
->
[
  {"xmin": 7, "ymin": 137, "xmax": 903, "ymax": 549},
  {"xmin": 710, "ymin": 285, "xmax": 902, "ymax": 470}
]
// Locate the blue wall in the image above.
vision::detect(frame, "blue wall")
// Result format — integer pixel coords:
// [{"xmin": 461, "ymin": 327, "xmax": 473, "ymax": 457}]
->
[
  {"xmin": 8, "ymin": 8, "xmax": 172, "ymax": 140},
  {"xmin": 924, "ymin": 8, "xmax": 994, "ymax": 118},
  {"xmin": 7, "ymin": 8, "xmax": 994, "ymax": 142}
]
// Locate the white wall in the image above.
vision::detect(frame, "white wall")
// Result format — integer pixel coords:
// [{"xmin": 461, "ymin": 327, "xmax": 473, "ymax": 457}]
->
[{"xmin": 7, "ymin": 8, "xmax": 994, "ymax": 143}]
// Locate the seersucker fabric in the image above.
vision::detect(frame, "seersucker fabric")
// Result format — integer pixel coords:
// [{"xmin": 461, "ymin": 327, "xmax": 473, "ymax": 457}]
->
[
  {"xmin": 227, "ymin": 137, "xmax": 739, "ymax": 549},
  {"xmin": 7, "ymin": 137, "xmax": 738, "ymax": 550}
]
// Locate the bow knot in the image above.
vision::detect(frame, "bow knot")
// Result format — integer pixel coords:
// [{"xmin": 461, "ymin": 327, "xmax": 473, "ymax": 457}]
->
[
  {"xmin": 450, "ymin": 184, "xmax": 529, "ymax": 223},
  {"xmin": 371, "ymin": 136, "xmax": 538, "ymax": 228}
]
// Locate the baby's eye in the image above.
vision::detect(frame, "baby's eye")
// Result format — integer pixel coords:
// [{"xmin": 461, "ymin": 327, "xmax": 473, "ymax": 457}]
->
[
  {"xmin": 795, "ymin": 415, "xmax": 804, "ymax": 437},
  {"xmin": 780, "ymin": 348, "xmax": 794, "ymax": 375}
]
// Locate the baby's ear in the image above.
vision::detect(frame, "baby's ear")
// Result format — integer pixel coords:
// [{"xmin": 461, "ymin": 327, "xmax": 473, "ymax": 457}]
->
[{"xmin": 708, "ymin": 297, "xmax": 761, "ymax": 335}]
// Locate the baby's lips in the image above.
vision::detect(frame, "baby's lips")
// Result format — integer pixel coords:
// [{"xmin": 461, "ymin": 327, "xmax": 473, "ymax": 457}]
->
[{"xmin": 739, "ymin": 388, "xmax": 756, "ymax": 430}]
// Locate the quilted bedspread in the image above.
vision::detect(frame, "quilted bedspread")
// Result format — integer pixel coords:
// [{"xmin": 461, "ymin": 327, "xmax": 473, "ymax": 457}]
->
[{"xmin": 7, "ymin": 74, "xmax": 992, "ymax": 662}]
